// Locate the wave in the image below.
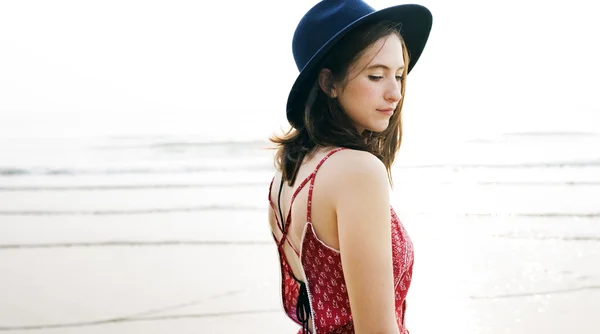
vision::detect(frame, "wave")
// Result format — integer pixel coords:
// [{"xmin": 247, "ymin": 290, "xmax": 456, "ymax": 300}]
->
[
  {"xmin": 413, "ymin": 160, "xmax": 600, "ymax": 169},
  {"xmin": 0, "ymin": 205, "xmax": 264, "ymax": 216},
  {"xmin": 464, "ymin": 212, "xmax": 600, "ymax": 218},
  {"xmin": 1, "ymin": 181, "xmax": 600, "ymax": 192},
  {"xmin": 2, "ymin": 160, "xmax": 600, "ymax": 177},
  {"xmin": 465, "ymin": 131, "xmax": 600, "ymax": 143},
  {"xmin": 475, "ymin": 181, "xmax": 600, "ymax": 186},
  {"xmin": 469, "ymin": 285, "xmax": 600, "ymax": 300},
  {"xmin": 0, "ymin": 164, "xmax": 273, "ymax": 176},
  {"xmin": 0, "ymin": 240, "xmax": 270, "ymax": 249},
  {"xmin": 493, "ymin": 234, "xmax": 600, "ymax": 242},
  {"xmin": 0, "ymin": 182, "xmax": 265, "ymax": 191},
  {"xmin": 0, "ymin": 208, "xmax": 598, "ymax": 217},
  {"xmin": 0, "ymin": 308, "xmax": 280, "ymax": 331},
  {"xmin": 94, "ymin": 139, "xmax": 273, "ymax": 151},
  {"xmin": 502, "ymin": 131, "xmax": 600, "ymax": 137}
]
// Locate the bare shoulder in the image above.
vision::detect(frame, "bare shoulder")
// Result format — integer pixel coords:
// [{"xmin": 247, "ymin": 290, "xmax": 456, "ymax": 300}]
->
[
  {"xmin": 323, "ymin": 148, "xmax": 386, "ymax": 176},
  {"xmin": 319, "ymin": 149, "xmax": 389, "ymax": 197}
]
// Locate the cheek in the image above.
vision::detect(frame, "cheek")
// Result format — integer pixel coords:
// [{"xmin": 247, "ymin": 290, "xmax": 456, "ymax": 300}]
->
[{"xmin": 347, "ymin": 80, "xmax": 378, "ymax": 106}]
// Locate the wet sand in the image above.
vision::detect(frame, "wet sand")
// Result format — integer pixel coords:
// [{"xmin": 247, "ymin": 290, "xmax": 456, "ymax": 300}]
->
[{"xmin": 1, "ymin": 137, "xmax": 599, "ymax": 333}]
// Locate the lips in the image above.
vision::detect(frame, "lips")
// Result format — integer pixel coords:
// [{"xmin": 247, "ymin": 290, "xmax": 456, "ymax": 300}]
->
[{"xmin": 377, "ymin": 108, "xmax": 395, "ymax": 116}]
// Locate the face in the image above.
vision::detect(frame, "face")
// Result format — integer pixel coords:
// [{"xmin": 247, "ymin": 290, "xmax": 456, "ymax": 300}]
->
[{"xmin": 331, "ymin": 34, "xmax": 405, "ymax": 133}]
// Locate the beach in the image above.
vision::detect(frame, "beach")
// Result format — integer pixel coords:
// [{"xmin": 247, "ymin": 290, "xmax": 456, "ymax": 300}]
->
[
  {"xmin": 2, "ymin": 0, "xmax": 600, "ymax": 332},
  {"xmin": 1, "ymin": 133, "xmax": 599, "ymax": 333}
]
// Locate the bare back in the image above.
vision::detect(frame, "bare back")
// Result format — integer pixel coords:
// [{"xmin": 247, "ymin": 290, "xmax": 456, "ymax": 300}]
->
[{"xmin": 268, "ymin": 147, "xmax": 342, "ymax": 281}]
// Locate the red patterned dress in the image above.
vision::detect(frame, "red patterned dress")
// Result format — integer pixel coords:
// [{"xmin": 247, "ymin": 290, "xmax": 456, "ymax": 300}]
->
[{"xmin": 268, "ymin": 148, "xmax": 414, "ymax": 334}]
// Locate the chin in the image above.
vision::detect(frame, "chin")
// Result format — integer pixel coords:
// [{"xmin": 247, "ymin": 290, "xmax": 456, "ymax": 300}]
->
[{"xmin": 365, "ymin": 121, "xmax": 390, "ymax": 133}]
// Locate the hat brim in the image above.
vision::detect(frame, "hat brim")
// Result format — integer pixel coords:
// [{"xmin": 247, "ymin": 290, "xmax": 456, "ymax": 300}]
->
[{"xmin": 286, "ymin": 4, "xmax": 433, "ymax": 128}]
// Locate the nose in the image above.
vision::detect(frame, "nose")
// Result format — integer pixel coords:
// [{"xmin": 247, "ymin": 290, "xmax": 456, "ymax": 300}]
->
[{"xmin": 384, "ymin": 79, "xmax": 402, "ymax": 103}]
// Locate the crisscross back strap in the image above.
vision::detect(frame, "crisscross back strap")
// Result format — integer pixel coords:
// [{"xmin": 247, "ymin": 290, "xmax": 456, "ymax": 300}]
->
[
  {"xmin": 277, "ymin": 173, "xmax": 313, "ymax": 251},
  {"xmin": 267, "ymin": 177, "xmax": 283, "ymax": 232},
  {"xmin": 269, "ymin": 147, "xmax": 347, "ymax": 254}
]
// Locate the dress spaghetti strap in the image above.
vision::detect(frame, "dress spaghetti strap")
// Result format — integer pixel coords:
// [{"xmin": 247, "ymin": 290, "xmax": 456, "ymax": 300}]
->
[
  {"xmin": 268, "ymin": 147, "xmax": 347, "ymax": 255},
  {"xmin": 305, "ymin": 147, "xmax": 346, "ymax": 224}
]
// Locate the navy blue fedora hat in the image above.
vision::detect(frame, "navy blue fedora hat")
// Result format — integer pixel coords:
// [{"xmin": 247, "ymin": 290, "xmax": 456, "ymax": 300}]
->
[{"xmin": 286, "ymin": 0, "xmax": 433, "ymax": 128}]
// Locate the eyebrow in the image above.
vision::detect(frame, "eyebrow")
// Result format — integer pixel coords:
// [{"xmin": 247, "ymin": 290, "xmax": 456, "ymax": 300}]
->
[{"xmin": 366, "ymin": 64, "xmax": 405, "ymax": 71}]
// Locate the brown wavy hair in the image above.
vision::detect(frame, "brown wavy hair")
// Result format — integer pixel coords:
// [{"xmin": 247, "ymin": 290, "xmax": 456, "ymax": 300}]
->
[{"xmin": 270, "ymin": 20, "xmax": 410, "ymax": 187}]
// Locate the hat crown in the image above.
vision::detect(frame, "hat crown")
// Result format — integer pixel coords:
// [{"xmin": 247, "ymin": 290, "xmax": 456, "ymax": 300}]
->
[{"xmin": 292, "ymin": 0, "xmax": 375, "ymax": 72}]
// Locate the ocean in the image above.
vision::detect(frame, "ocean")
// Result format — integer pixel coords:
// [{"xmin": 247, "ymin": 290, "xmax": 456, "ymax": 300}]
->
[{"xmin": 1, "ymin": 122, "xmax": 599, "ymax": 333}]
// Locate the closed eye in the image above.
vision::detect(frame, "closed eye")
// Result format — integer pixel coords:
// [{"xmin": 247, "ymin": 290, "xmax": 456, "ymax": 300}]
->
[{"xmin": 368, "ymin": 75, "xmax": 404, "ymax": 82}]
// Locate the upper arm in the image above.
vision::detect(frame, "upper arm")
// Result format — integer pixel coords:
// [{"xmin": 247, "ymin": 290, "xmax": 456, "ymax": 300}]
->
[{"xmin": 332, "ymin": 151, "xmax": 399, "ymax": 334}]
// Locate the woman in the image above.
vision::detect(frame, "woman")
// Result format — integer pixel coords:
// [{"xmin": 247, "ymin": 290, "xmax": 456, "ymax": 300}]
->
[{"xmin": 267, "ymin": 1, "xmax": 432, "ymax": 333}]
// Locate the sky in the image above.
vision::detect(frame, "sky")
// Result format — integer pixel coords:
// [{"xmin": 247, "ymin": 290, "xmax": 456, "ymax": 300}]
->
[{"xmin": 0, "ymin": 0, "xmax": 598, "ymax": 141}]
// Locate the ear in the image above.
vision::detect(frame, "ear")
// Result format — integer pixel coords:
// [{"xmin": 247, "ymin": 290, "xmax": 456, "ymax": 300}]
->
[{"xmin": 318, "ymin": 69, "xmax": 338, "ymax": 98}]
